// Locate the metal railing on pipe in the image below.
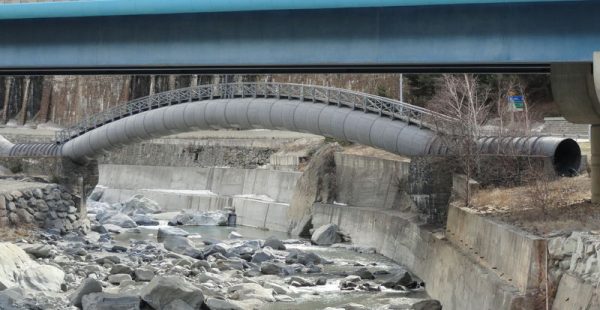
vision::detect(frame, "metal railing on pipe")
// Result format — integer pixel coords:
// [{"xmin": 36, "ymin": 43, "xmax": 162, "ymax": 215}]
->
[{"xmin": 55, "ymin": 82, "xmax": 456, "ymax": 144}]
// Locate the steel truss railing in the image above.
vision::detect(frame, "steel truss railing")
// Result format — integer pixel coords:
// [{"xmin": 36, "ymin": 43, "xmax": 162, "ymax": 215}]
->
[{"xmin": 55, "ymin": 82, "xmax": 456, "ymax": 144}]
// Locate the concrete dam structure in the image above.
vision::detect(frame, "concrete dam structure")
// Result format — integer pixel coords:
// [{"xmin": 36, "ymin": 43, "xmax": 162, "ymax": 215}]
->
[{"xmin": 1, "ymin": 83, "xmax": 581, "ymax": 175}]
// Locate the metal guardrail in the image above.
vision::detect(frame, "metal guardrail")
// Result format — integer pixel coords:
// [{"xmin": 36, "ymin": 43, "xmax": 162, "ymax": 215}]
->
[{"xmin": 55, "ymin": 82, "xmax": 456, "ymax": 144}]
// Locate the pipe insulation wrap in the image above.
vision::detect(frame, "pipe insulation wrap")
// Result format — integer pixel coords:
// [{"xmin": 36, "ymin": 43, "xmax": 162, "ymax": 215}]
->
[{"xmin": 5, "ymin": 98, "xmax": 581, "ymax": 175}]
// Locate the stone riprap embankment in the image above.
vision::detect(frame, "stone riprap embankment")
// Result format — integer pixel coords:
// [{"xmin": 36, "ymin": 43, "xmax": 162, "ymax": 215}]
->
[{"xmin": 0, "ymin": 180, "xmax": 86, "ymax": 233}]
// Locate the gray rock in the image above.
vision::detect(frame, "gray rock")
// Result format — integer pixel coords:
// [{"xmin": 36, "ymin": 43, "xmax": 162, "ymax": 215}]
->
[
  {"xmin": 162, "ymin": 236, "xmax": 203, "ymax": 259},
  {"xmin": 82, "ymin": 293, "xmax": 140, "ymax": 310},
  {"xmin": 382, "ymin": 271, "xmax": 416, "ymax": 289},
  {"xmin": 0, "ymin": 243, "xmax": 64, "ymax": 292},
  {"xmin": 227, "ymin": 283, "xmax": 275, "ymax": 302},
  {"xmin": 120, "ymin": 195, "xmax": 161, "ymax": 216},
  {"xmin": 411, "ymin": 299, "xmax": 442, "ymax": 310},
  {"xmin": 69, "ymin": 278, "xmax": 103, "ymax": 307},
  {"xmin": 205, "ymin": 297, "xmax": 245, "ymax": 310},
  {"xmin": 228, "ymin": 231, "xmax": 243, "ymax": 239},
  {"xmin": 34, "ymin": 200, "xmax": 49, "ymax": 212},
  {"xmin": 311, "ymin": 224, "xmax": 341, "ymax": 245},
  {"xmin": 141, "ymin": 276, "xmax": 204, "ymax": 310},
  {"xmin": 163, "ymin": 299, "xmax": 195, "ymax": 310},
  {"xmin": 286, "ymin": 249, "xmax": 322, "ymax": 265},
  {"xmin": 157, "ymin": 227, "xmax": 189, "ymax": 241},
  {"xmin": 202, "ymin": 244, "xmax": 228, "ymax": 257},
  {"xmin": 251, "ymin": 249, "xmax": 275, "ymax": 264},
  {"xmin": 260, "ymin": 262, "xmax": 284, "ymax": 275},
  {"xmin": 170, "ymin": 211, "xmax": 228, "ymax": 226},
  {"xmin": 353, "ymin": 268, "xmax": 375, "ymax": 280},
  {"xmin": 33, "ymin": 212, "xmax": 46, "ymax": 221},
  {"xmin": 342, "ymin": 303, "xmax": 368, "ymax": 310},
  {"xmin": 263, "ymin": 236, "xmax": 286, "ymax": 250},
  {"xmin": 15, "ymin": 209, "xmax": 34, "ymax": 223},
  {"xmin": 95, "ymin": 255, "xmax": 120, "ymax": 265},
  {"xmin": 134, "ymin": 268, "xmax": 154, "ymax": 282},
  {"xmin": 289, "ymin": 276, "xmax": 314, "ymax": 287},
  {"xmin": 110, "ymin": 264, "xmax": 133, "ymax": 275},
  {"xmin": 132, "ymin": 214, "xmax": 159, "ymax": 226},
  {"xmin": 24, "ymin": 244, "xmax": 54, "ymax": 258},
  {"xmin": 88, "ymin": 189, "xmax": 104, "ymax": 202},
  {"xmin": 99, "ymin": 212, "xmax": 137, "ymax": 228},
  {"xmin": 8, "ymin": 213, "xmax": 19, "ymax": 225},
  {"xmin": 32, "ymin": 189, "xmax": 44, "ymax": 199},
  {"xmin": 108, "ymin": 274, "xmax": 132, "ymax": 285}
]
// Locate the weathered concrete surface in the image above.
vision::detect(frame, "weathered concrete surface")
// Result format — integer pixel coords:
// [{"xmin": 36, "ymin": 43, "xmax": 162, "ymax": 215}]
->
[
  {"xmin": 98, "ymin": 164, "xmax": 300, "ymax": 231},
  {"xmin": 552, "ymin": 273, "xmax": 600, "ymax": 310},
  {"xmin": 447, "ymin": 205, "xmax": 546, "ymax": 294},
  {"xmin": 98, "ymin": 165, "xmax": 300, "ymax": 204},
  {"xmin": 334, "ymin": 152, "xmax": 409, "ymax": 210},
  {"xmin": 313, "ymin": 203, "xmax": 527, "ymax": 310}
]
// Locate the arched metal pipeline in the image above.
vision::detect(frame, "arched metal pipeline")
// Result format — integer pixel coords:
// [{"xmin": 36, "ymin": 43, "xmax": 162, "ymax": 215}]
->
[{"xmin": 5, "ymin": 98, "xmax": 581, "ymax": 175}]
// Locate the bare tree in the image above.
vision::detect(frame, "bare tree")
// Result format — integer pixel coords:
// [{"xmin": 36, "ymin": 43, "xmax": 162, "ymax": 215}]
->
[{"xmin": 428, "ymin": 74, "xmax": 492, "ymax": 205}]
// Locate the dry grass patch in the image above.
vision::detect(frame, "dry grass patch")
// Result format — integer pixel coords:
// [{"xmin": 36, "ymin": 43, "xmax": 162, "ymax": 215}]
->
[
  {"xmin": 0, "ymin": 224, "xmax": 36, "ymax": 242},
  {"xmin": 468, "ymin": 175, "xmax": 598, "ymax": 236}
]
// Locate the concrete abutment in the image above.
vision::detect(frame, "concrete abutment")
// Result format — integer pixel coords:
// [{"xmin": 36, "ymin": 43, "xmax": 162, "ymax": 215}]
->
[{"xmin": 551, "ymin": 52, "xmax": 600, "ymax": 202}]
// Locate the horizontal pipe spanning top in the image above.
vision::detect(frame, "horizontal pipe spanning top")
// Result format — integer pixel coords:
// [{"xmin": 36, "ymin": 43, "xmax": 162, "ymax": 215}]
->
[{"xmin": 0, "ymin": 0, "xmax": 586, "ymax": 20}]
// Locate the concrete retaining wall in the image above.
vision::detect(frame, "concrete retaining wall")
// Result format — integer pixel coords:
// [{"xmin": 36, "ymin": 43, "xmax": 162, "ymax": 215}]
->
[
  {"xmin": 97, "ymin": 164, "xmax": 300, "ymax": 232},
  {"xmin": 98, "ymin": 164, "xmax": 301, "ymax": 204},
  {"xmin": 446, "ymin": 205, "xmax": 546, "ymax": 294},
  {"xmin": 313, "ymin": 203, "xmax": 526, "ymax": 310},
  {"xmin": 334, "ymin": 153, "xmax": 410, "ymax": 210},
  {"xmin": 552, "ymin": 273, "xmax": 600, "ymax": 309}
]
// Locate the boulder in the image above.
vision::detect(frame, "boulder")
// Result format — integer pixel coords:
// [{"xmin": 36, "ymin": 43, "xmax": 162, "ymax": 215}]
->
[
  {"xmin": 82, "ymin": 293, "xmax": 140, "ymax": 310},
  {"xmin": 0, "ymin": 243, "xmax": 64, "ymax": 292},
  {"xmin": 289, "ymin": 276, "xmax": 315, "ymax": 287},
  {"xmin": 88, "ymin": 189, "xmax": 104, "ymax": 202},
  {"xmin": 228, "ymin": 283, "xmax": 275, "ymax": 302},
  {"xmin": 157, "ymin": 227, "xmax": 189, "ymax": 241},
  {"xmin": 162, "ymin": 236, "xmax": 203, "ymax": 259},
  {"xmin": 205, "ymin": 298, "xmax": 245, "ymax": 310},
  {"xmin": 99, "ymin": 212, "xmax": 137, "ymax": 228},
  {"xmin": 132, "ymin": 214, "xmax": 159, "ymax": 226},
  {"xmin": 228, "ymin": 231, "xmax": 243, "ymax": 239},
  {"xmin": 134, "ymin": 268, "xmax": 154, "ymax": 282},
  {"xmin": 110, "ymin": 264, "xmax": 133, "ymax": 275},
  {"xmin": 24, "ymin": 244, "xmax": 55, "ymax": 258},
  {"xmin": 168, "ymin": 213, "xmax": 193, "ymax": 226},
  {"xmin": 163, "ymin": 299, "xmax": 196, "ymax": 310},
  {"xmin": 263, "ymin": 236, "xmax": 286, "ymax": 250},
  {"xmin": 251, "ymin": 249, "xmax": 275, "ymax": 264},
  {"xmin": 120, "ymin": 195, "xmax": 161, "ymax": 216},
  {"xmin": 87, "ymin": 201, "xmax": 111, "ymax": 215},
  {"xmin": 382, "ymin": 270, "xmax": 417, "ymax": 289},
  {"xmin": 285, "ymin": 249, "xmax": 322, "ymax": 266},
  {"xmin": 410, "ymin": 299, "xmax": 443, "ymax": 310},
  {"xmin": 69, "ymin": 278, "xmax": 103, "ymax": 307},
  {"xmin": 260, "ymin": 262, "xmax": 284, "ymax": 275},
  {"xmin": 15, "ymin": 209, "xmax": 34, "ymax": 223},
  {"xmin": 141, "ymin": 276, "xmax": 204, "ymax": 310},
  {"xmin": 108, "ymin": 274, "xmax": 132, "ymax": 285},
  {"xmin": 172, "ymin": 211, "xmax": 229, "ymax": 226},
  {"xmin": 202, "ymin": 243, "xmax": 229, "ymax": 257},
  {"xmin": 311, "ymin": 224, "xmax": 341, "ymax": 245},
  {"xmin": 353, "ymin": 268, "xmax": 375, "ymax": 280}
]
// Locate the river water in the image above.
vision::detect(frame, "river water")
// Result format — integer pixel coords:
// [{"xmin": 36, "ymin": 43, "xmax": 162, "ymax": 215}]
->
[{"xmin": 113, "ymin": 222, "xmax": 430, "ymax": 309}]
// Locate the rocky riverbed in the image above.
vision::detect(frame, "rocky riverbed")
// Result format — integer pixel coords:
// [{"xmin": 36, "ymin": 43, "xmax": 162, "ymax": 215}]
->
[{"xmin": 0, "ymin": 193, "xmax": 441, "ymax": 310}]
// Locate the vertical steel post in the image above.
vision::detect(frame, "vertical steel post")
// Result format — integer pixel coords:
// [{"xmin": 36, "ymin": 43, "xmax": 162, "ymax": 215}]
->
[{"xmin": 592, "ymin": 125, "xmax": 600, "ymax": 203}]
